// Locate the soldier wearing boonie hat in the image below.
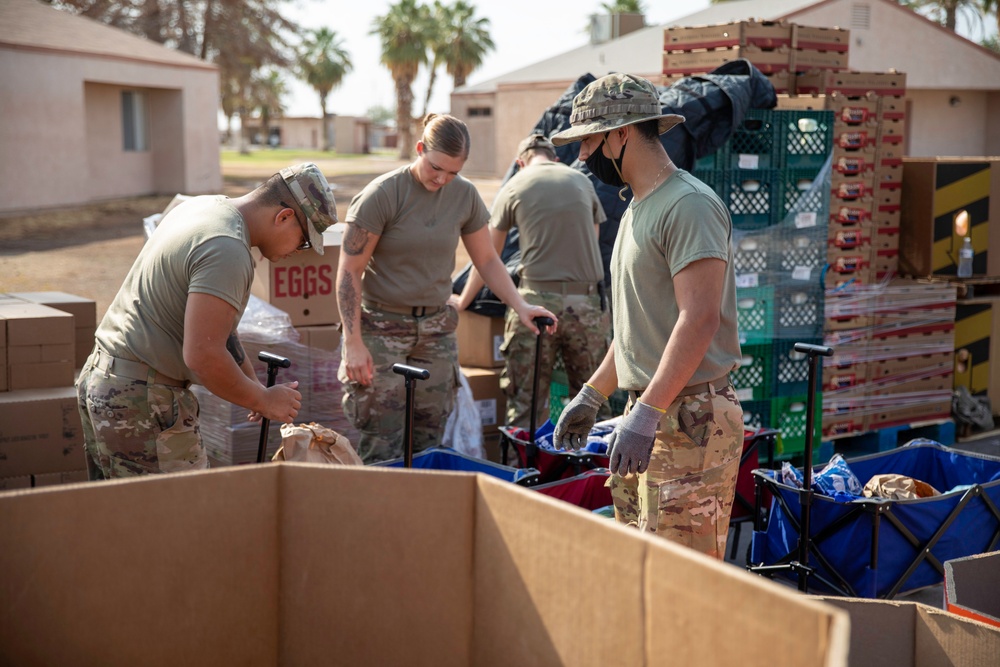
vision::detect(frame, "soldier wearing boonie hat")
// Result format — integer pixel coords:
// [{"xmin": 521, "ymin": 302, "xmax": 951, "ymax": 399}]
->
[
  {"xmin": 457, "ymin": 131, "xmax": 611, "ymax": 430},
  {"xmin": 77, "ymin": 162, "xmax": 337, "ymax": 479},
  {"xmin": 552, "ymin": 73, "xmax": 745, "ymax": 560}
]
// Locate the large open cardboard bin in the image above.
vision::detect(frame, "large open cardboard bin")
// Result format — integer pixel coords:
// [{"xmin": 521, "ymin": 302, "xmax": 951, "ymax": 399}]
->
[{"xmin": 0, "ymin": 464, "xmax": 850, "ymax": 666}]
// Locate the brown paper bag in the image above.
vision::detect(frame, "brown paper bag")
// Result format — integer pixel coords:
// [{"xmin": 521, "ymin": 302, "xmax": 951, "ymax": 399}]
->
[
  {"xmin": 862, "ymin": 473, "xmax": 940, "ymax": 500},
  {"xmin": 274, "ymin": 422, "xmax": 363, "ymax": 466}
]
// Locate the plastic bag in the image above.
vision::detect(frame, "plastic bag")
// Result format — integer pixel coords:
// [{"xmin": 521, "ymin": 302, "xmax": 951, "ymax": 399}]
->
[
  {"xmin": 442, "ymin": 373, "xmax": 485, "ymax": 458},
  {"xmin": 274, "ymin": 422, "xmax": 363, "ymax": 466},
  {"xmin": 812, "ymin": 454, "xmax": 863, "ymax": 498}
]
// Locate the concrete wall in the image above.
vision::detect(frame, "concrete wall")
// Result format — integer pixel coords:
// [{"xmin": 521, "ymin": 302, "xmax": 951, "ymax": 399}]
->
[{"xmin": 0, "ymin": 46, "xmax": 220, "ymax": 213}]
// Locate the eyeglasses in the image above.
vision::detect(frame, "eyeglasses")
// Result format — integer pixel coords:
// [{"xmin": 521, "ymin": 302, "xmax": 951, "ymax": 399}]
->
[{"xmin": 280, "ymin": 200, "xmax": 311, "ymax": 250}]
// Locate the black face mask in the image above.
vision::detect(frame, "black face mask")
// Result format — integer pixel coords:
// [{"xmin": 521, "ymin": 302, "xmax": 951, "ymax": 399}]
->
[{"xmin": 585, "ymin": 133, "xmax": 629, "ymax": 199}]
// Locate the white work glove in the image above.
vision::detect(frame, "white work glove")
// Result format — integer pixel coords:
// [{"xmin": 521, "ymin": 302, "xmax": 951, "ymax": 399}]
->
[
  {"xmin": 553, "ymin": 384, "xmax": 607, "ymax": 450},
  {"xmin": 607, "ymin": 402, "xmax": 662, "ymax": 476}
]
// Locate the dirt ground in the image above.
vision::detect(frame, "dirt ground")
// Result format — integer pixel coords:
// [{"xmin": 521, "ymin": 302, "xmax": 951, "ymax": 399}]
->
[{"xmin": 0, "ymin": 159, "xmax": 501, "ymax": 320}]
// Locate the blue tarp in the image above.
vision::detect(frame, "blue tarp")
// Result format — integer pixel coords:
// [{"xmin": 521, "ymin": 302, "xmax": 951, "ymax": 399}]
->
[{"xmin": 751, "ymin": 440, "xmax": 1000, "ymax": 598}]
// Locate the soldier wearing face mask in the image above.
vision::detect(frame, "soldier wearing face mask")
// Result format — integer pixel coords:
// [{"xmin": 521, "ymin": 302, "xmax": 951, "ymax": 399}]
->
[{"xmin": 550, "ymin": 73, "xmax": 744, "ymax": 561}]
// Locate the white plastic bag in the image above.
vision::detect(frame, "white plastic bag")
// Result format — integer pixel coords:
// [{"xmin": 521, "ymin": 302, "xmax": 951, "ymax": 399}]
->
[{"xmin": 442, "ymin": 373, "xmax": 485, "ymax": 458}]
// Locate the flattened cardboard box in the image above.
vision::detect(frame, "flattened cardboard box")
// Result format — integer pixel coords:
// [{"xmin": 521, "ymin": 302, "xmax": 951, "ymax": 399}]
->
[{"xmin": 0, "ymin": 464, "xmax": 851, "ymax": 666}]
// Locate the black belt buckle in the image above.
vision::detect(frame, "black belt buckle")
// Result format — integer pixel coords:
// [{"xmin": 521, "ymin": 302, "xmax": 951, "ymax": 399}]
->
[{"xmin": 411, "ymin": 306, "xmax": 428, "ymax": 317}]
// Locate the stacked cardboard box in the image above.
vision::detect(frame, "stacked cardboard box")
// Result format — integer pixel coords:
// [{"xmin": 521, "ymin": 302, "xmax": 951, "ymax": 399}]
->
[
  {"xmin": 823, "ymin": 280, "xmax": 955, "ymax": 439},
  {"xmin": 0, "ymin": 386, "xmax": 88, "ymax": 486},
  {"xmin": 662, "ymin": 20, "xmax": 849, "ymax": 93},
  {"xmin": 458, "ymin": 311, "xmax": 507, "ymax": 458},
  {"xmin": 7, "ymin": 291, "xmax": 97, "ymax": 369},
  {"xmin": 0, "ymin": 298, "xmax": 75, "ymax": 391}
]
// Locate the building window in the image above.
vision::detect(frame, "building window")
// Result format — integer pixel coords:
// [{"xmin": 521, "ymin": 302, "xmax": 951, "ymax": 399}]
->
[
  {"xmin": 122, "ymin": 91, "xmax": 148, "ymax": 151},
  {"xmin": 468, "ymin": 107, "xmax": 492, "ymax": 117}
]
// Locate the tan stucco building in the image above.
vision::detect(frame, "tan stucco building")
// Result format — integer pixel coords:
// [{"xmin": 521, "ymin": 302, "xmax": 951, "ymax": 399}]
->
[
  {"xmin": 453, "ymin": 0, "xmax": 1000, "ymax": 177},
  {"xmin": 0, "ymin": 0, "xmax": 222, "ymax": 214}
]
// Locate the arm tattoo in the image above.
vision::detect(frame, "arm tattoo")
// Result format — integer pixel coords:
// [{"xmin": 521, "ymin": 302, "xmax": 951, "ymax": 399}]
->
[
  {"xmin": 226, "ymin": 333, "xmax": 246, "ymax": 366},
  {"xmin": 338, "ymin": 273, "xmax": 359, "ymax": 335},
  {"xmin": 343, "ymin": 224, "xmax": 370, "ymax": 256}
]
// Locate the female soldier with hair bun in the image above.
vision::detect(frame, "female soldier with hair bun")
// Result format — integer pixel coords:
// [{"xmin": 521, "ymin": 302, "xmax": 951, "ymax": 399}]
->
[{"xmin": 336, "ymin": 113, "xmax": 557, "ymax": 462}]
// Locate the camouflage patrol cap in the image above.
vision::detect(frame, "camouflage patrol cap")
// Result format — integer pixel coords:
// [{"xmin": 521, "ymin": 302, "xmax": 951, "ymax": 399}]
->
[
  {"xmin": 550, "ymin": 73, "xmax": 685, "ymax": 146},
  {"xmin": 279, "ymin": 163, "xmax": 338, "ymax": 255},
  {"xmin": 517, "ymin": 133, "xmax": 556, "ymax": 158}
]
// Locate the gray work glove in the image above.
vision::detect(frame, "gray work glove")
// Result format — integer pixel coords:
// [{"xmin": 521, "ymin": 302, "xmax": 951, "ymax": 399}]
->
[
  {"xmin": 607, "ymin": 402, "xmax": 663, "ymax": 476},
  {"xmin": 553, "ymin": 384, "xmax": 607, "ymax": 450}
]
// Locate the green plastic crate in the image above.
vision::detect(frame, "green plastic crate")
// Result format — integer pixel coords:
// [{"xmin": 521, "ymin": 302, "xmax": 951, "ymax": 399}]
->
[{"xmin": 772, "ymin": 393, "xmax": 823, "ymax": 459}]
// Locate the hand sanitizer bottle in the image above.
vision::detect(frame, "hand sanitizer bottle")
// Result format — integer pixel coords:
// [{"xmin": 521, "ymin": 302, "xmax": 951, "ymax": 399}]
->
[{"xmin": 958, "ymin": 237, "xmax": 974, "ymax": 278}]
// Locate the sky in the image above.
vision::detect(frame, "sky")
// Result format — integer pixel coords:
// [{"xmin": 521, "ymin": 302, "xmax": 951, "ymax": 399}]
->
[{"xmin": 279, "ymin": 0, "xmax": 713, "ymax": 120}]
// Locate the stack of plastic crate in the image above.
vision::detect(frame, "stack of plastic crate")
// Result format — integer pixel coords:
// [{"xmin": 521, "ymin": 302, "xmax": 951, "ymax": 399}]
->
[{"xmin": 695, "ymin": 108, "xmax": 833, "ymax": 459}]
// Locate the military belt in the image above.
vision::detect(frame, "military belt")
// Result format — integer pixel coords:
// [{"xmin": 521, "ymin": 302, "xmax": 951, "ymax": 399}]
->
[
  {"xmin": 627, "ymin": 376, "xmax": 731, "ymax": 404},
  {"xmin": 93, "ymin": 346, "xmax": 189, "ymax": 388},
  {"xmin": 520, "ymin": 279, "xmax": 600, "ymax": 296},
  {"xmin": 362, "ymin": 299, "xmax": 444, "ymax": 318}
]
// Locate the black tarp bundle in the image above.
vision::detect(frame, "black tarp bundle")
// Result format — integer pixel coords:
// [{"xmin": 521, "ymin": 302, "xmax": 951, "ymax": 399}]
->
[{"xmin": 454, "ymin": 59, "xmax": 779, "ymax": 317}]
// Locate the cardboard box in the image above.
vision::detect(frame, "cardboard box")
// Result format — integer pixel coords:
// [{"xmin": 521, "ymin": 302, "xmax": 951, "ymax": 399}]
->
[
  {"xmin": 252, "ymin": 224, "xmax": 344, "ymax": 327},
  {"xmin": 899, "ymin": 158, "xmax": 1000, "ymax": 278},
  {"xmin": 457, "ymin": 310, "xmax": 506, "ymax": 368},
  {"xmin": 944, "ymin": 551, "xmax": 1000, "ymax": 628},
  {"xmin": 7, "ymin": 292, "xmax": 98, "ymax": 368},
  {"xmin": 0, "ymin": 302, "xmax": 74, "ymax": 347},
  {"xmin": 820, "ymin": 597, "xmax": 1000, "ymax": 665},
  {"xmin": 791, "ymin": 25, "xmax": 850, "ymax": 51},
  {"xmin": 6, "ymin": 291, "xmax": 97, "ymax": 329},
  {"xmin": 8, "ymin": 360, "xmax": 75, "ymax": 391},
  {"xmin": 462, "ymin": 366, "xmax": 507, "ymax": 433},
  {"xmin": 662, "ymin": 44, "xmax": 791, "ymax": 75},
  {"xmin": 0, "ymin": 464, "xmax": 852, "ymax": 665},
  {"xmin": 795, "ymin": 69, "xmax": 907, "ymax": 96},
  {"xmin": 663, "ymin": 20, "xmax": 792, "ymax": 51},
  {"xmin": 0, "ymin": 387, "xmax": 87, "ymax": 477},
  {"xmin": 295, "ymin": 324, "xmax": 341, "ymax": 353}
]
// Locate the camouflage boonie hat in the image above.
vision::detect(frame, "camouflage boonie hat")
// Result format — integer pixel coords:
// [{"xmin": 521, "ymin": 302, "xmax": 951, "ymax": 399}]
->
[
  {"xmin": 279, "ymin": 163, "xmax": 338, "ymax": 255},
  {"xmin": 550, "ymin": 73, "xmax": 685, "ymax": 146},
  {"xmin": 517, "ymin": 133, "xmax": 556, "ymax": 158}
]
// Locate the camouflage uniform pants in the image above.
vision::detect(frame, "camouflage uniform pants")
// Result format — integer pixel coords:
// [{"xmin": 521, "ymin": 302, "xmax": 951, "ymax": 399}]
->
[
  {"xmin": 608, "ymin": 384, "xmax": 744, "ymax": 560},
  {"xmin": 500, "ymin": 288, "xmax": 610, "ymax": 429},
  {"xmin": 76, "ymin": 351, "xmax": 206, "ymax": 480},
  {"xmin": 339, "ymin": 304, "xmax": 459, "ymax": 463}
]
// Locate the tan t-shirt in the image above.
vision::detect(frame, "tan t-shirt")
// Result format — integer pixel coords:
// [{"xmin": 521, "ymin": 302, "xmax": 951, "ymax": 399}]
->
[
  {"xmin": 346, "ymin": 165, "xmax": 489, "ymax": 307},
  {"xmin": 96, "ymin": 195, "xmax": 253, "ymax": 383},
  {"xmin": 490, "ymin": 161, "xmax": 605, "ymax": 283},
  {"xmin": 611, "ymin": 170, "xmax": 741, "ymax": 391}
]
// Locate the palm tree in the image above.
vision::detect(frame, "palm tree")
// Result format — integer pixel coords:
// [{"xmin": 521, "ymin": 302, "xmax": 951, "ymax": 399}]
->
[
  {"xmin": 421, "ymin": 1, "xmax": 449, "ymax": 119},
  {"xmin": 438, "ymin": 0, "xmax": 494, "ymax": 90},
  {"xmin": 899, "ymin": 0, "xmax": 985, "ymax": 30},
  {"xmin": 601, "ymin": 0, "xmax": 646, "ymax": 12},
  {"xmin": 250, "ymin": 69, "xmax": 287, "ymax": 147},
  {"xmin": 298, "ymin": 28, "xmax": 353, "ymax": 152},
  {"xmin": 372, "ymin": 0, "xmax": 432, "ymax": 159}
]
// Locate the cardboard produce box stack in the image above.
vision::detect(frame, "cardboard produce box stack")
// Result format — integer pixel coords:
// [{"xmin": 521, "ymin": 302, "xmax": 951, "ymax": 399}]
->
[
  {"xmin": 822, "ymin": 279, "xmax": 956, "ymax": 440},
  {"xmin": 776, "ymin": 73, "xmax": 908, "ymax": 291},
  {"xmin": 0, "ymin": 291, "xmax": 96, "ymax": 488},
  {"xmin": 662, "ymin": 20, "xmax": 849, "ymax": 94}
]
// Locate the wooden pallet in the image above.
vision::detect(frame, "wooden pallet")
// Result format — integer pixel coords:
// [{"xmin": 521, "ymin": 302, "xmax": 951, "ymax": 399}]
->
[{"xmin": 820, "ymin": 417, "xmax": 956, "ymax": 462}]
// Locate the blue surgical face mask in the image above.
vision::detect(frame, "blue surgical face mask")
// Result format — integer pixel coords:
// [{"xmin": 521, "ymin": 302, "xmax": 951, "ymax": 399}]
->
[{"xmin": 585, "ymin": 132, "xmax": 630, "ymax": 200}]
